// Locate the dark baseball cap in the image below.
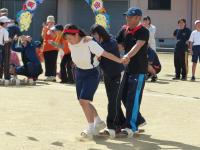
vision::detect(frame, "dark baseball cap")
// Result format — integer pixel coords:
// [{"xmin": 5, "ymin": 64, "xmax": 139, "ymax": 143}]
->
[
  {"xmin": 51, "ymin": 24, "xmax": 64, "ymax": 31},
  {"xmin": 123, "ymin": 7, "xmax": 142, "ymax": 16}
]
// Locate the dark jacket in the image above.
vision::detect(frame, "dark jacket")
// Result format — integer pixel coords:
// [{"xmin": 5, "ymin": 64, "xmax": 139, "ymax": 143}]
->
[
  {"xmin": 12, "ymin": 41, "xmax": 41, "ymax": 66},
  {"xmin": 100, "ymin": 38, "xmax": 124, "ymax": 78}
]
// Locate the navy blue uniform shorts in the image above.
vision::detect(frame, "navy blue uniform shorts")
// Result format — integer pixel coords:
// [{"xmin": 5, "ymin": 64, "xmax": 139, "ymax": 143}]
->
[
  {"xmin": 192, "ymin": 45, "xmax": 200, "ymax": 63},
  {"xmin": 75, "ymin": 67, "xmax": 100, "ymax": 101}
]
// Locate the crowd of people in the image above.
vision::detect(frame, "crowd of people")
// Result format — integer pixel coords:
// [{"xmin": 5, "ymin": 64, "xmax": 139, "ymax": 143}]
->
[{"xmin": 0, "ymin": 5, "xmax": 200, "ymax": 139}]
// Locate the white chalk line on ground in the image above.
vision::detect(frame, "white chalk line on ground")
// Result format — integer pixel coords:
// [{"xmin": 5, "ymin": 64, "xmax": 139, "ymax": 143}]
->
[{"xmin": 37, "ymin": 83, "xmax": 200, "ymax": 101}]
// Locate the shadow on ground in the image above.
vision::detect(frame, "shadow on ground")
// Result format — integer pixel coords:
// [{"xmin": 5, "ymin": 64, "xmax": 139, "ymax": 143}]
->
[
  {"xmin": 92, "ymin": 134, "xmax": 200, "ymax": 150},
  {"xmin": 4, "ymin": 131, "xmax": 200, "ymax": 150}
]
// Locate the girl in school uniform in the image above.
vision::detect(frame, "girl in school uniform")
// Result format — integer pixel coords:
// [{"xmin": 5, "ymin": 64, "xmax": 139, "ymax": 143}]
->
[
  {"xmin": 63, "ymin": 24, "xmax": 125, "ymax": 139},
  {"xmin": 90, "ymin": 24, "xmax": 126, "ymax": 136}
]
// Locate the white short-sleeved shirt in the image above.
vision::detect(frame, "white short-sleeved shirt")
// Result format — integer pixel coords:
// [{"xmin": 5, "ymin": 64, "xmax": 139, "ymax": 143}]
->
[
  {"xmin": 148, "ymin": 24, "xmax": 156, "ymax": 51},
  {"xmin": 69, "ymin": 39, "xmax": 104, "ymax": 69},
  {"xmin": 189, "ymin": 30, "xmax": 200, "ymax": 46},
  {"xmin": 0, "ymin": 27, "xmax": 9, "ymax": 46}
]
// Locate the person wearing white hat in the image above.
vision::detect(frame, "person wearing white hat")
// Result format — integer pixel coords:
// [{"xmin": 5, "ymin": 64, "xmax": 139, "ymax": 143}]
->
[
  {"xmin": 0, "ymin": 16, "xmax": 10, "ymax": 81},
  {"xmin": 41, "ymin": 15, "xmax": 59, "ymax": 82},
  {"xmin": 0, "ymin": 8, "xmax": 8, "ymax": 17},
  {"xmin": 189, "ymin": 20, "xmax": 200, "ymax": 81}
]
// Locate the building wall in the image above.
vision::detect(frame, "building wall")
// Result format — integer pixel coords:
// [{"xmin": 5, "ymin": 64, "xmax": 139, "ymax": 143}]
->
[
  {"xmin": 58, "ymin": 0, "xmax": 199, "ymax": 47},
  {"xmin": 192, "ymin": 0, "xmax": 200, "ymax": 29},
  {"xmin": 130, "ymin": 0, "xmax": 190, "ymax": 39}
]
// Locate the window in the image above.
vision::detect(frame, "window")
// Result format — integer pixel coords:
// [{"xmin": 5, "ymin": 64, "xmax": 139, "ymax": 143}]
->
[{"xmin": 148, "ymin": 0, "xmax": 171, "ymax": 10}]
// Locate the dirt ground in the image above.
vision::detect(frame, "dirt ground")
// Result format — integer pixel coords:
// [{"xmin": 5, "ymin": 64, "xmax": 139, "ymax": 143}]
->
[{"xmin": 0, "ymin": 53, "xmax": 200, "ymax": 150}]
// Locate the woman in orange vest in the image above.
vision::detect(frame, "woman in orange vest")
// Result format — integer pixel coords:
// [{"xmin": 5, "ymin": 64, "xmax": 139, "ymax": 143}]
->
[
  {"xmin": 60, "ymin": 38, "xmax": 74, "ymax": 84},
  {"xmin": 49, "ymin": 24, "xmax": 74, "ymax": 84},
  {"xmin": 41, "ymin": 15, "xmax": 58, "ymax": 82}
]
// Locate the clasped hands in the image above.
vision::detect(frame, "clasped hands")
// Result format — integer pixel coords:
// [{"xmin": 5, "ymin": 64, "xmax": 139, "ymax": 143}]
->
[{"xmin": 120, "ymin": 54, "xmax": 130, "ymax": 65}]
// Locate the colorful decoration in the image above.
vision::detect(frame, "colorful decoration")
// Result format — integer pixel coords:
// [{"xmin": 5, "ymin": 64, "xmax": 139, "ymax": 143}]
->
[
  {"xmin": 26, "ymin": 0, "xmax": 37, "ymax": 11},
  {"xmin": 17, "ymin": 0, "xmax": 110, "ymax": 32},
  {"xmin": 85, "ymin": 0, "xmax": 110, "ymax": 32},
  {"xmin": 17, "ymin": 11, "xmax": 32, "ymax": 32},
  {"xmin": 17, "ymin": 0, "xmax": 45, "ymax": 32}
]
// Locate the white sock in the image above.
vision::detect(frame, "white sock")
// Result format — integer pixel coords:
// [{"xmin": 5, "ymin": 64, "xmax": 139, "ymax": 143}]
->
[
  {"xmin": 88, "ymin": 123, "xmax": 94, "ymax": 131},
  {"xmin": 94, "ymin": 116, "xmax": 102, "ymax": 125}
]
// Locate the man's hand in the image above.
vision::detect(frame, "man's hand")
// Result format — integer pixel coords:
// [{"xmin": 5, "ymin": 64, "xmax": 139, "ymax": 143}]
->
[{"xmin": 121, "ymin": 55, "xmax": 130, "ymax": 64}]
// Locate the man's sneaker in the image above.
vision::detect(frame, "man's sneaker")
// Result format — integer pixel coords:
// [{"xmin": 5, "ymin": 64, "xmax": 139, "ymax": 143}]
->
[
  {"xmin": 94, "ymin": 121, "xmax": 106, "ymax": 133},
  {"xmin": 99, "ymin": 128, "xmax": 116, "ymax": 139},
  {"xmin": 191, "ymin": 76, "xmax": 196, "ymax": 81},
  {"xmin": 121, "ymin": 128, "xmax": 134, "ymax": 138},
  {"xmin": 80, "ymin": 129, "xmax": 94, "ymax": 139}
]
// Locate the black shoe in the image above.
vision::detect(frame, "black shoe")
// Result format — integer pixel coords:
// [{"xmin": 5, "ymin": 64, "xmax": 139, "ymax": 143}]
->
[
  {"xmin": 172, "ymin": 77, "xmax": 180, "ymax": 80},
  {"xmin": 138, "ymin": 121, "xmax": 147, "ymax": 128},
  {"xmin": 68, "ymin": 80, "xmax": 75, "ymax": 84},
  {"xmin": 181, "ymin": 77, "xmax": 187, "ymax": 81},
  {"xmin": 60, "ymin": 81, "xmax": 68, "ymax": 84},
  {"xmin": 151, "ymin": 75, "xmax": 158, "ymax": 82},
  {"xmin": 145, "ymin": 73, "xmax": 151, "ymax": 80},
  {"xmin": 191, "ymin": 76, "xmax": 196, "ymax": 81}
]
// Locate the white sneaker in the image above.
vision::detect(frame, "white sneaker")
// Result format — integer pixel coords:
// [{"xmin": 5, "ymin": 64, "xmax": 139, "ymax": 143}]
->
[
  {"xmin": 50, "ymin": 76, "xmax": 56, "ymax": 82},
  {"xmin": 94, "ymin": 121, "xmax": 106, "ymax": 133},
  {"xmin": 80, "ymin": 129, "xmax": 94, "ymax": 140},
  {"xmin": 15, "ymin": 79, "xmax": 20, "ymax": 86},
  {"xmin": 44, "ymin": 77, "xmax": 51, "ymax": 81},
  {"xmin": 104, "ymin": 128, "xmax": 116, "ymax": 139},
  {"xmin": 0, "ymin": 79, "xmax": 4, "ymax": 85},
  {"xmin": 10, "ymin": 78, "xmax": 16, "ymax": 85},
  {"xmin": 45, "ymin": 76, "xmax": 56, "ymax": 82},
  {"xmin": 121, "ymin": 128, "xmax": 134, "ymax": 138},
  {"xmin": 28, "ymin": 78, "xmax": 35, "ymax": 85}
]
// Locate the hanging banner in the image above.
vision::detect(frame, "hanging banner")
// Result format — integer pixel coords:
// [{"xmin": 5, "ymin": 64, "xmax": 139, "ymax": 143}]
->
[
  {"xmin": 17, "ymin": 0, "xmax": 45, "ymax": 32},
  {"xmin": 85, "ymin": 0, "xmax": 110, "ymax": 32}
]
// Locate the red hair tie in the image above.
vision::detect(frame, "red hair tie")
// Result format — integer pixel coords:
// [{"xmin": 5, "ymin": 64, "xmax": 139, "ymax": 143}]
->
[{"xmin": 64, "ymin": 29, "xmax": 79, "ymax": 34}]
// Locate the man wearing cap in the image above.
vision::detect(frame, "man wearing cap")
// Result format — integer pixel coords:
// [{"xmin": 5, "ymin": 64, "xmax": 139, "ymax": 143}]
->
[
  {"xmin": 0, "ymin": 16, "xmax": 11, "ymax": 81},
  {"xmin": 189, "ymin": 20, "xmax": 200, "ymax": 81},
  {"xmin": 116, "ymin": 7, "xmax": 149, "ymax": 136}
]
